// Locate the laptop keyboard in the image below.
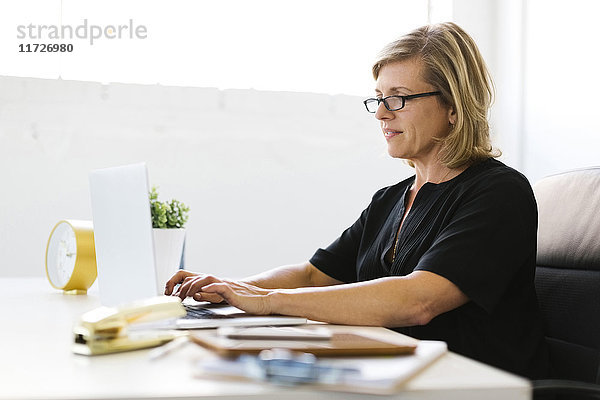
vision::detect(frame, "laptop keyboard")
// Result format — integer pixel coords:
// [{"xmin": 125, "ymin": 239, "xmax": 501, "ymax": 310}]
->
[{"xmin": 182, "ymin": 304, "xmax": 232, "ymax": 319}]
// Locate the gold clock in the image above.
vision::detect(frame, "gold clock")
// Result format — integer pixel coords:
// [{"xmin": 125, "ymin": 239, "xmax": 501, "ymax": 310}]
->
[{"xmin": 45, "ymin": 220, "xmax": 97, "ymax": 294}]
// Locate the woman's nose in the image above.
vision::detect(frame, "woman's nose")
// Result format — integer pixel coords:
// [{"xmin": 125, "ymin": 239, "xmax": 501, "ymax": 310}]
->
[{"xmin": 375, "ymin": 102, "xmax": 393, "ymax": 120}]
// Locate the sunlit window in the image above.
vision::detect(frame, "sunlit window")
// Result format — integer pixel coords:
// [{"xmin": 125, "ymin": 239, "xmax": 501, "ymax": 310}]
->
[{"xmin": 2, "ymin": 0, "xmax": 452, "ymax": 95}]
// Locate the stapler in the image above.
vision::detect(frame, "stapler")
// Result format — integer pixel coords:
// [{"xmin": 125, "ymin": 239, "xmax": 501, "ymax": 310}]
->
[{"xmin": 72, "ymin": 296, "xmax": 187, "ymax": 355}]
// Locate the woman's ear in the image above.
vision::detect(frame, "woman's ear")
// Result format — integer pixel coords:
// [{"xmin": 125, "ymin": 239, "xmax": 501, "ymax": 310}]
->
[{"xmin": 448, "ymin": 107, "xmax": 457, "ymax": 126}]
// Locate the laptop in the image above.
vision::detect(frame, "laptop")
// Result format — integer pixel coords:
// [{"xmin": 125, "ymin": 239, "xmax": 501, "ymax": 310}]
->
[{"xmin": 89, "ymin": 162, "xmax": 306, "ymax": 329}]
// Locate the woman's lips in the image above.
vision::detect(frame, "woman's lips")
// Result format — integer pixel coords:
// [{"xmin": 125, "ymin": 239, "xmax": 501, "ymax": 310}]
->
[{"xmin": 384, "ymin": 131, "xmax": 403, "ymax": 140}]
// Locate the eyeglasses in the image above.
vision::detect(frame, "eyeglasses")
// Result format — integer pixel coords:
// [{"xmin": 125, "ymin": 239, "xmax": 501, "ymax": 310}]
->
[{"xmin": 363, "ymin": 91, "xmax": 441, "ymax": 113}]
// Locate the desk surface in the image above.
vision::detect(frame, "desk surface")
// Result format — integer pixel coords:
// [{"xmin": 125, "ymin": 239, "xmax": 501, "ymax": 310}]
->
[{"xmin": 0, "ymin": 278, "xmax": 530, "ymax": 400}]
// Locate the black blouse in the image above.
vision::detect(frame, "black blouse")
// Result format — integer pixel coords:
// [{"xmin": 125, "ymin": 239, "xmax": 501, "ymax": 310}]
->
[{"xmin": 309, "ymin": 158, "xmax": 548, "ymax": 379}]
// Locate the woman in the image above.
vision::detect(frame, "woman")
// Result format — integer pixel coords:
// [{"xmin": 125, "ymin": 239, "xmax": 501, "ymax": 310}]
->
[{"xmin": 166, "ymin": 22, "xmax": 548, "ymax": 379}]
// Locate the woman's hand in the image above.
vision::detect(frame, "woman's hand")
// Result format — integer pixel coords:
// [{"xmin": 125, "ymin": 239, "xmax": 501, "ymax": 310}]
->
[
  {"xmin": 164, "ymin": 270, "xmax": 227, "ymax": 303},
  {"xmin": 164, "ymin": 270, "xmax": 275, "ymax": 315},
  {"xmin": 201, "ymin": 280, "xmax": 274, "ymax": 315}
]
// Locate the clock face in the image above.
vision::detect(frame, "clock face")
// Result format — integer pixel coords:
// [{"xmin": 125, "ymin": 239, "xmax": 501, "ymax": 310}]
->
[{"xmin": 46, "ymin": 222, "xmax": 77, "ymax": 288}]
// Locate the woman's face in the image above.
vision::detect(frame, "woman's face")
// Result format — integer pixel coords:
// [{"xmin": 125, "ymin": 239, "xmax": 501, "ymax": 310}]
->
[{"xmin": 374, "ymin": 58, "xmax": 455, "ymax": 166}]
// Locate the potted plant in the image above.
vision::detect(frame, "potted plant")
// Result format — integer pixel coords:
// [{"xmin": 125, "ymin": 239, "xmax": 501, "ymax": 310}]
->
[{"xmin": 149, "ymin": 186, "xmax": 190, "ymax": 293}]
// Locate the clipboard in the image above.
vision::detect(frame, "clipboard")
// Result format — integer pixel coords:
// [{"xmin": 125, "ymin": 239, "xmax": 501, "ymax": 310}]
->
[
  {"xmin": 194, "ymin": 340, "xmax": 447, "ymax": 395},
  {"xmin": 190, "ymin": 331, "xmax": 417, "ymax": 357}
]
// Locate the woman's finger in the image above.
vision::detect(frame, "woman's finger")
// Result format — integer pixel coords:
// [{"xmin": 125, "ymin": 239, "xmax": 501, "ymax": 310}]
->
[
  {"xmin": 177, "ymin": 274, "xmax": 223, "ymax": 300},
  {"xmin": 202, "ymin": 282, "xmax": 233, "ymax": 302},
  {"xmin": 192, "ymin": 292, "xmax": 224, "ymax": 303},
  {"xmin": 176, "ymin": 275, "xmax": 199, "ymax": 299},
  {"xmin": 164, "ymin": 270, "xmax": 195, "ymax": 295}
]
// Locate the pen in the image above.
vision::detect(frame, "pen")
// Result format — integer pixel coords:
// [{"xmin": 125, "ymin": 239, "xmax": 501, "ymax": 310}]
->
[{"xmin": 148, "ymin": 335, "xmax": 189, "ymax": 361}]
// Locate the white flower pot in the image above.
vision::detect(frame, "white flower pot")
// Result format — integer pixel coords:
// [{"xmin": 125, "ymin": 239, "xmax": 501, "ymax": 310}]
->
[{"xmin": 153, "ymin": 228, "xmax": 186, "ymax": 295}]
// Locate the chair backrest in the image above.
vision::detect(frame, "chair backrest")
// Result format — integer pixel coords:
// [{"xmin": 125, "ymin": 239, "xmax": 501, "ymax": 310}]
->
[{"xmin": 533, "ymin": 167, "xmax": 600, "ymax": 383}]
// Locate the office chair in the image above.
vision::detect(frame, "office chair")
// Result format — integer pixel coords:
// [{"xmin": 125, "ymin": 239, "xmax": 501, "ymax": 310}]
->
[{"xmin": 532, "ymin": 167, "xmax": 600, "ymax": 400}]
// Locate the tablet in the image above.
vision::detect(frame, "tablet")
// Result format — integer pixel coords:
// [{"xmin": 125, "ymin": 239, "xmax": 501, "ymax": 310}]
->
[{"xmin": 190, "ymin": 331, "xmax": 417, "ymax": 357}]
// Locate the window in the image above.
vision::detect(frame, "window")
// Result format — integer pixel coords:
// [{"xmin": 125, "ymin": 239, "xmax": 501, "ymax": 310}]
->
[{"xmin": 2, "ymin": 0, "xmax": 451, "ymax": 95}]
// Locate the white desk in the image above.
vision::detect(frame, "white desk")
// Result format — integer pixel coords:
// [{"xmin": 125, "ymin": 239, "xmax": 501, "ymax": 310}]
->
[{"xmin": 0, "ymin": 278, "xmax": 530, "ymax": 400}]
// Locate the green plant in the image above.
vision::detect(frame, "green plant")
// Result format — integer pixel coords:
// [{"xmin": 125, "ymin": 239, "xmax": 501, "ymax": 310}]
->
[{"xmin": 149, "ymin": 186, "xmax": 190, "ymax": 229}]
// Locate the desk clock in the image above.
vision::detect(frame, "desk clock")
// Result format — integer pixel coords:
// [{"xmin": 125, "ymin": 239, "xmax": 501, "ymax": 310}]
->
[{"xmin": 45, "ymin": 220, "xmax": 97, "ymax": 294}]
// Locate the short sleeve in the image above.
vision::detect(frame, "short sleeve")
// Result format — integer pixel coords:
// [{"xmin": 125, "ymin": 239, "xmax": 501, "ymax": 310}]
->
[
  {"xmin": 309, "ymin": 205, "xmax": 370, "ymax": 283},
  {"xmin": 415, "ymin": 175, "xmax": 537, "ymax": 313}
]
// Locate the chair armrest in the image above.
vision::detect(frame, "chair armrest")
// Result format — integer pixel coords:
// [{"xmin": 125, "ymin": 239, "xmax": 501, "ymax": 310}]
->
[{"xmin": 533, "ymin": 379, "xmax": 600, "ymax": 399}]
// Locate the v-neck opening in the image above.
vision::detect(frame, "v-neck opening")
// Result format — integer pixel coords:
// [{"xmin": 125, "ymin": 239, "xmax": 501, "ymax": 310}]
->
[
  {"xmin": 379, "ymin": 159, "xmax": 492, "ymax": 272},
  {"xmin": 380, "ymin": 181, "xmax": 412, "ymax": 270}
]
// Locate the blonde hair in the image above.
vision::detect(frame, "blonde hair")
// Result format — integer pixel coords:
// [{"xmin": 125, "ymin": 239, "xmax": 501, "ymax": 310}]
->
[{"xmin": 372, "ymin": 22, "xmax": 500, "ymax": 168}]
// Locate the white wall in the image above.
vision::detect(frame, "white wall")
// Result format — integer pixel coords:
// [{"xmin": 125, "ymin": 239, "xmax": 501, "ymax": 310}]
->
[
  {"xmin": 0, "ymin": 76, "xmax": 413, "ymax": 278},
  {"xmin": 4, "ymin": 0, "xmax": 599, "ymax": 279},
  {"xmin": 455, "ymin": 0, "xmax": 600, "ymax": 183},
  {"xmin": 521, "ymin": 0, "xmax": 600, "ymax": 182}
]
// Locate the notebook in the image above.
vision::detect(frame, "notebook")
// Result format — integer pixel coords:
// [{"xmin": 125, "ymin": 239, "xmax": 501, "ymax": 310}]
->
[{"xmin": 88, "ymin": 162, "xmax": 307, "ymax": 329}]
